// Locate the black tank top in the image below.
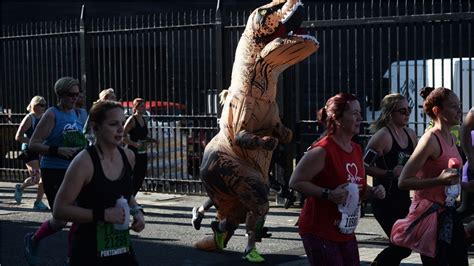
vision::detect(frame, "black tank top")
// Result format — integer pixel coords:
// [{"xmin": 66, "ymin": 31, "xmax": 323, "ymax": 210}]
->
[
  {"xmin": 373, "ymin": 127, "xmax": 414, "ymax": 198},
  {"xmin": 128, "ymin": 116, "xmax": 148, "ymax": 142},
  {"xmin": 128, "ymin": 116, "xmax": 148, "ymax": 154},
  {"xmin": 71, "ymin": 145, "xmax": 136, "ymax": 265}
]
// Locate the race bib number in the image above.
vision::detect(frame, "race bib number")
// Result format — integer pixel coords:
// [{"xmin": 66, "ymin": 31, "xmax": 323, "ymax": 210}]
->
[
  {"xmin": 96, "ymin": 223, "xmax": 130, "ymax": 258},
  {"xmin": 338, "ymin": 204, "xmax": 361, "ymax": 234}
]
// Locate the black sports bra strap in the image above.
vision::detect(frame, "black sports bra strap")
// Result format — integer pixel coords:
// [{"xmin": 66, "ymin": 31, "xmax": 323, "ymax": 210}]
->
[
  {"xmin": 117, "ymin": 147, "xmax": 132, "ymax": 172},
  {"xmin": 87, "ymin": 146, "xmax": 101, "ymax": 170},
  {"xmin": 386, "ymin": 126, "xmax": 395, "ymax": 139},
  {"xmin": 402, "ymin": 127, "xmax": 414, "ymax": 150}
]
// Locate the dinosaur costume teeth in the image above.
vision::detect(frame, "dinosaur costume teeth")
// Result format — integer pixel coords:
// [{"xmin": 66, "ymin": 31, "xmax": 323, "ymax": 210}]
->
[
  {"xmin": 281, "ymin": 1, "xmax": 303, "ymax": 24},
  {"xmin": 195, "ymin": 0, "xmax": 318, "ymax": 252}
]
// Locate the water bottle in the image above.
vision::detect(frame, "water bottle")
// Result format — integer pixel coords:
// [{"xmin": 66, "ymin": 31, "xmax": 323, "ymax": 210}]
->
[
  {"xmin": 114, "ymin": 196, "xmax": 130, "ymax": 230},
  {"xmin": 445, "ymin": 158, "xmax": 461, "ymax": 207}
]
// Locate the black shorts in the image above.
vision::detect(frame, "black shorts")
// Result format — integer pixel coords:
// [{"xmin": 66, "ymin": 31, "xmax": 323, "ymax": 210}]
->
[
  {"xmin": 21, "ymin": 150, "xmax": 40, "ymax": 164},
  {"xmin": 40, "ymin": 168, "xmax": 67, "ymax": 209}
]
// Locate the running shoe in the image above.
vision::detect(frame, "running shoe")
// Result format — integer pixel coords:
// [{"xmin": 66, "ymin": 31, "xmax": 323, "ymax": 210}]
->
[
  {"xmin": 33, "ymin": 201, "xmax": 49, "ymax": 211},
  {"xmin": 14, "ymin": 184, "xmax": 23, "ymax": 204},
  {"xmin": 210, "ymin": 221, "xmax": 225, "ymax": 250},
  {"xmin": 191, "ymin": 206, "xmax": 204, "ymax": 230},
  {"xmin": 242, "ymin": 247, "xmax": 265, "ymax": 263},
  {"xmin": 24, "ymin": 232, "xmax": 40, "ymax": 265}
]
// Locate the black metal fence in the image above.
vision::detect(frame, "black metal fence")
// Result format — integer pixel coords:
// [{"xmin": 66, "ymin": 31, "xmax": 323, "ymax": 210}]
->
[{"xmin": 1, "ymin": 1, "xmax": 473, "ymax": 194}]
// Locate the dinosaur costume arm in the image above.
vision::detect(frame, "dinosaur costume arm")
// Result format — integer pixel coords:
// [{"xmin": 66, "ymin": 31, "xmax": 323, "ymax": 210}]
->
[
  {"xmin": 225, "ymin": 93, "xmax": 278, "ymax": 150},
  {"xmin": 236, "ymin": 130, "xmax": 278, "ymax": 151},
  {"xmin": 272, "ymin": 123, "xmax": 292, "ymax": 144}
]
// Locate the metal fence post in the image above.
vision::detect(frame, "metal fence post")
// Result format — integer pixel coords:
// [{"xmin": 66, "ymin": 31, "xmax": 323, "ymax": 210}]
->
[
  {"xmin": 215, "ymin": 0, "xmax": 224, "ymax": 117},
  {"xmin": 79, "ymin": 5, "xmax": 91, "ymax": 108}
]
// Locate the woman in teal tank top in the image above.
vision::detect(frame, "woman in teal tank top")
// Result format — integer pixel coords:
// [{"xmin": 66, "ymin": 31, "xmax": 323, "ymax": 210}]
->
[{"xmin": 25, "ymin": 77, "xmax": 87, "ymax": 265}]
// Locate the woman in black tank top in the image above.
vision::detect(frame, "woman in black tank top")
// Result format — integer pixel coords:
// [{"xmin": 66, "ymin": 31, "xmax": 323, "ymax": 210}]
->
[
  {"xmin": 53, "ymin": 101, "xmax": 145, "ymax": 265},
  {"xmin": 123, "ymin": 98, "xmax": 159, "ymax": 196},
  {"xmin": 365, "ymin": 94, "xmax": 418, "ymax": 265}
]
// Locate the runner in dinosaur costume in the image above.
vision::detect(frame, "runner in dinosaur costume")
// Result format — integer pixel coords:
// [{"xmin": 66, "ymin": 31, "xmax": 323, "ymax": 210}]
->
[{"xmin": 195, "ymin": 0, "xmax": 319, "ymax": 262}]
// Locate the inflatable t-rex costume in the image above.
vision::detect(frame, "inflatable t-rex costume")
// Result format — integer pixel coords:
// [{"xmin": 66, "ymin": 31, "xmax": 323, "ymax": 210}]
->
[{"xmin": 195, "ymin": 0, "xmax": 319, "ymax": 257}]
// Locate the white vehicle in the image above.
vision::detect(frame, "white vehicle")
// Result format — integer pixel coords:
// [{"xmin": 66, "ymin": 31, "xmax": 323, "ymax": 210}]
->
[{"xmin": 382, "ymin": 58, "xmax": 474, "ymax": 136}]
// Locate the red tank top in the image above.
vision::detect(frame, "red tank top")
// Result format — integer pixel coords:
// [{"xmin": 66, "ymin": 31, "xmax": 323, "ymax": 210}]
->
[{"xmin": 298, "ymin": 136, "xmax": 367, "ymax": 242}]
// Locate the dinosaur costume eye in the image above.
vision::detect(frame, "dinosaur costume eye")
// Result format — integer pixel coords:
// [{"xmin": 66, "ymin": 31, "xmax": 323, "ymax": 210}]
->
[{"xmin": 259, "ymin": 9, "xmax": 267, "ymax": 15}]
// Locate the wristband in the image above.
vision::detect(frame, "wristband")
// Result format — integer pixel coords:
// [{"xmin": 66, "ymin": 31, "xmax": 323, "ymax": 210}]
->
[
  {"xmin": 321, "ymin": 188, "xmax": 330, "ymax": 200},
  {"xmin": 92, "ymin": 207, "xmax": 105, "ymax": 223},
  {"xmin": 48, "ymin": 146, "xmax": 59, "ymax": 156},
  {"xmin": 130, "ymin": 205, "xmax": 145, "ymax": 216}
]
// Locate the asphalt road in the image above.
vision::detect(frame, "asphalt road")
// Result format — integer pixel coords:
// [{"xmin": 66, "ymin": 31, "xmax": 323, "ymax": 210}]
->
[{"xmin": 1, "ymin": 181, "xmax": 473, "ymax": 266}]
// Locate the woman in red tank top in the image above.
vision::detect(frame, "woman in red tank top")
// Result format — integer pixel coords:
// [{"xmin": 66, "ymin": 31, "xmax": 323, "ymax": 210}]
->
[
  {"xmin": 392, "ymin": 87, "xmax": 467, "ymax": 265},
  {"xmin": 289, "ymin": 93, "xmax": 386, "ymax": 266}
]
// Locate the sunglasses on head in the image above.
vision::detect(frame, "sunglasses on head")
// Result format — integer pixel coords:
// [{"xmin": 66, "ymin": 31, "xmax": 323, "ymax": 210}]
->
[
  {"xmin": 64, "ymin": 92, "xmax": 80, "ymax": 98},
  {"xmin": 393, "ymin": 107, "xmax": 412, "ymax": 115}
]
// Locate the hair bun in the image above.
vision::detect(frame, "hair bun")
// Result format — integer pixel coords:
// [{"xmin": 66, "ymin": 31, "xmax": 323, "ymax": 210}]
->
[
  {"xmin": 419, "ymin": 86, "xmax": 435, "ymax": 100},
  {"xmin": 317, "ymin": 106, "xmax": 327, "ymax": 122}
]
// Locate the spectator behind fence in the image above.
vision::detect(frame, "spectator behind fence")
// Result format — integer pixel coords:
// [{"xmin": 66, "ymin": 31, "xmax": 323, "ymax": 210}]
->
[
  {"xmin": 366, "ymin": 93, "xmax": 418, "ymax": 265},
  {"xmin": 123, "ymin": 98, "xmax": 159, "ymax": 196},
  {"xmin": 25, "ymin": 77, "xmax": 88, "ymax": 265},
  {"xmin": 289, "ymin": 92, "xmax": 386, "ymax": 266},
  {"xmin": 53, "ymin": 100, "xmax": 145, "ymax": 265},
  {"xmin": 391, "ymin": 87, "xmax": 467, "ymax": 265},
  {"xmin": 13, "ymin": 96, "xmax": 49, "ymax": 210}
]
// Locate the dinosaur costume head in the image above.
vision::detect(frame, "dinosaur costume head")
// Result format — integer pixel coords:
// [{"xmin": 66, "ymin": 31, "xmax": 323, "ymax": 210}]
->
[
  {"xmin": 231, "ymin": 0, "xmax": 318, "ymax": 96},
  {"xmin": 195, "ymin": 0, "xmax": 318, "ymax": 253},
  {"xmin": 250, "ymin": 0, "xmax": 306, "ymax": 43}
]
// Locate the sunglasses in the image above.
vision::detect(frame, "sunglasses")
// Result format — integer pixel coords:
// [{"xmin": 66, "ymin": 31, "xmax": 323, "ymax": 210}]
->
[
  {"xmin": 36, "ymin": 104, "xmax": 46, "ymax": 107},
  {"xmin": 64, "ymin": 92, "xmax": 80, "ymax": 98},
  {"xmin": 393, "ymin": 107, "xmax": 413, "ymax": 116}
]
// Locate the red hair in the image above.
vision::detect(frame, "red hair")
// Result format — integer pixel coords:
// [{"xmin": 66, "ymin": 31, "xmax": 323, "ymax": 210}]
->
[
  {"xmin": 317, "ymin": 93, "xmax": 358, "ymax": 136},
  {"xmin": 419, "ymin": 87, "xmax": 454, "ymax": 119}
]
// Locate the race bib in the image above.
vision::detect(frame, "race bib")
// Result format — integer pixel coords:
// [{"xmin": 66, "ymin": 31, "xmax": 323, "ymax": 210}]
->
[
  {"xmin": 137, "ymin": 140, "xmax": 148, "ymax": 154},
  {"xmin": 96, "ymin": 223, "xmax": 130, "ymax": 258},
  {"xmin": 338, "ymin": 204, "xmax": 361, "ymax": 234},
  {"xmin": 63, "ymin": 130, "xmax": 88, "ymax": 148}
]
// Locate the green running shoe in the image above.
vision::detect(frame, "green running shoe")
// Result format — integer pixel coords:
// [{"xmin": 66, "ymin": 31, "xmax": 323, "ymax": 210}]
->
[
  {"xmin": 211, "ymin": 221, "xmax": 225, "ymax": 250},
  {"xmin": 243, "ymin": 247, "xmax": 265, "ymax": 263}
]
